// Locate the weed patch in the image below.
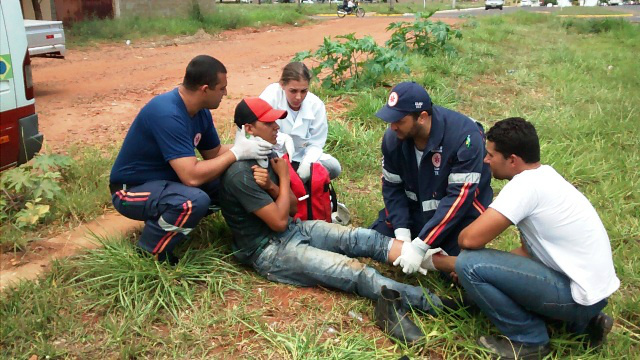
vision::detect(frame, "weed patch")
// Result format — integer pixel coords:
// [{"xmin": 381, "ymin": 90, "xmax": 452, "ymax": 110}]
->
[
  {"xmin": 295, "ymin": 13, "xmax": 460, "ymax": 90},
  {"xmin": 1, "ymin": 146, "xmax": 115, "ymax": 251}
]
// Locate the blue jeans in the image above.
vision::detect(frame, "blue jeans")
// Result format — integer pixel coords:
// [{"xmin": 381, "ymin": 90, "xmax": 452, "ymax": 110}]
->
[
  {"xmin": 253, "ymin": 219, "xmax": 442, "ymax": 314},
  {"xmin": 456, "ymin": 249, "xmax": 608, "ymax": 345}
]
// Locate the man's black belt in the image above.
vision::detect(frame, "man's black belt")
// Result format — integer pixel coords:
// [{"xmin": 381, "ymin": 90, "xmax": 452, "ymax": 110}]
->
[{"xmin": 109, "ymin": 183, "xmax": 140, "ymax": 195}]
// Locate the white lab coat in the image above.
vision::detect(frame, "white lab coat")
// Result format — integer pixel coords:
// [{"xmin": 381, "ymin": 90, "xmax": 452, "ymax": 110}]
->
[{"xmin": 259, "ymin": 82, "xmax": 328, "ymax": 163}]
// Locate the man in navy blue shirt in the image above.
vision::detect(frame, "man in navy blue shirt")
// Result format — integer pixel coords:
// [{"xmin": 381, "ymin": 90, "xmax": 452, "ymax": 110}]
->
[
  {"xmin": 110, "ymin": 55, "xmax": 272, "ymax": 264},
  {"xmin": 370, "ymin": 82, "xmax": 493, "ymax": 275}
]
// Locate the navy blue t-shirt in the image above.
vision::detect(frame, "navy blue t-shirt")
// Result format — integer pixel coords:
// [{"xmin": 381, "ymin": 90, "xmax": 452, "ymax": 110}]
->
[{"xmin": 110, "ymin": 88, "xmax": 220, "ymax": 184}]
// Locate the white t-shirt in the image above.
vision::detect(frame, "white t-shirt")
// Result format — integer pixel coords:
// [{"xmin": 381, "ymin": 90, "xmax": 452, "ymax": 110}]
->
[
  {"xmin": 489, "ymin": 165, "xmax": 619, "ymax": 306},
  {"xmin": 415, "ymin": 147, "xmax": 423, "ymax": 169}
]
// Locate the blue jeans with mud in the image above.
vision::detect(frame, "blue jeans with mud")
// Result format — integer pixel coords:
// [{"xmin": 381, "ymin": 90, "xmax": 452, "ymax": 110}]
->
[
  {"xmin": 456, "ymin": 248, "xmax": 608, "ymax": 345},
  {"xmin": 253, "ymin": 219, "xmax": 442, "ymax": 314}
]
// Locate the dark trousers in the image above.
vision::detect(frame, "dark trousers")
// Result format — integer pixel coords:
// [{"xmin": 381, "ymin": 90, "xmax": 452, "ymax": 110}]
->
[{"xmin": 111, "ymin": 180, "xmax": 219, "ymax": 258}]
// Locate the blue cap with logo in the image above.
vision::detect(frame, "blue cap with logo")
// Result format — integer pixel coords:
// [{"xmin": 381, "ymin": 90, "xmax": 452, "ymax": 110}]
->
[{"xmin": 375, "ymin": 82, "xmax": 432, "ymax": 123}]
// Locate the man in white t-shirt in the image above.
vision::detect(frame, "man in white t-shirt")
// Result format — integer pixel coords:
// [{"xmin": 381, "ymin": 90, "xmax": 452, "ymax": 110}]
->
[{"xmin": 451, "ymin": 117, "xmax": 619, "ymax": 359}]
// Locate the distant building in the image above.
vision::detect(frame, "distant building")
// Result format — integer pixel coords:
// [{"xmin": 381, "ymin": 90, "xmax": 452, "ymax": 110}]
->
[{"xmin": 20, "ymin": 0, "xmax": 217, "ymax": 23}]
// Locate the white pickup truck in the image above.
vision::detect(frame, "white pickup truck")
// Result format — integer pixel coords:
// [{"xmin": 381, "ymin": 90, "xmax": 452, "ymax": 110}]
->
[{"xmin": 24, "ymin": 19, "xmax": 66, "ymax": 58}]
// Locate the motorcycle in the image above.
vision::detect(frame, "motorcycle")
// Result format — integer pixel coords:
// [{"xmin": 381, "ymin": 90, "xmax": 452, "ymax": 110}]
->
[{"xmin": 337, "ymin": 1, "xmax": 365, "ymax": 18}]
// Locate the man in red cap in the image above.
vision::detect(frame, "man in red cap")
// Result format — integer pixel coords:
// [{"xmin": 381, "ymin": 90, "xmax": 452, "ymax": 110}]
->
[{"xmin": 218, "ymin": 97, "xmax": 460, "ymax": 345}]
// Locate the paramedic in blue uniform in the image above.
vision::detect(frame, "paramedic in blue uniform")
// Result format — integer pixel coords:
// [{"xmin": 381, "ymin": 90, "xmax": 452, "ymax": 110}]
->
[
  {"xmin": 109, "ymin": 55, "xmax": 272, "ymax": 265},
  {"xmin": 370, "ymin": 82, "xmax": 493, "ymax": 274}
]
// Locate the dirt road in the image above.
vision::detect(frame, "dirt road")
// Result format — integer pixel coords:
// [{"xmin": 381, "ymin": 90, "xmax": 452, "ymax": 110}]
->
[
  {"xmin": 2, "ymin": 16, "xmax": 459, "ymax": 290},
  {"xmin": 34, "ymin": 16, "xmax": 450, "ymax": 151}
]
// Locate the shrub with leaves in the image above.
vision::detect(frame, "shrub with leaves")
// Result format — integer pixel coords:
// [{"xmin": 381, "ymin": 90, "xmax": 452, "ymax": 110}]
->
[
  {"xmin": 293, "ymin": 33, "xmax": 409, "ymax": 90},
  {"xmin": 386, "ymin": 12, "xmax": 462, "ymax": 56},
  {"xmin": 0, "ymin": 154, "xmax": 72, "ymax": 228}
]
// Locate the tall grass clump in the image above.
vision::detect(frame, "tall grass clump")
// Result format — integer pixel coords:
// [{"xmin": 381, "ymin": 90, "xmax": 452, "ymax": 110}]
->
[{"xmin": 65, "ymin": 235, "xmax": 243, "ymax": 321}]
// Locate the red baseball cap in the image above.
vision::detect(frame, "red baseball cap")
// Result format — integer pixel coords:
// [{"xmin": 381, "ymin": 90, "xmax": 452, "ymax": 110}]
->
[{"xmin": 234, "ymin": 97, "xmax": 287, "ymax": 128}]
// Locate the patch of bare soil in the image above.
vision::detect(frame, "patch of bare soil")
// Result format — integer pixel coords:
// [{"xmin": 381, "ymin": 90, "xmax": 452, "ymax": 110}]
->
[
  {"xmin": 1, "ymin": 16, "xmax": 460, "ymax": 289},
  {"xmin": 0, "ymin": 212, "xmax": 140, "ymax": 290}
]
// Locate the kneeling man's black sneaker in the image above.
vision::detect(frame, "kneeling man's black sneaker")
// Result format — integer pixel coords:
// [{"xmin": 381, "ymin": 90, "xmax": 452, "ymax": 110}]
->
[
  {"xmin": 156, "ymin": 251, "xmax": 180, "ymax": 266},
  {"xmin": 477, "ymin": 335, "xmax": 551, "ymax": 360},
  {"xmin": 585, "ymin": 312, "xmax": 614, "ymax": 348},
  {"xmin": 136, "ymin": 247, "xmax": 179, "ymax": 266}
]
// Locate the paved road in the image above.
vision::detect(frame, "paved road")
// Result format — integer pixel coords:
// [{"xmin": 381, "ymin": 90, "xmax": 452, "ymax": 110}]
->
[
  {"xmin": 315, "ymin": 5, "xmax": 640, "ymax": 22},
  {"xmin": 431, "ymin": 4, "xmax": 640, "ymax": 22},
  {"xmin": 432, "ymin": 4, "xmax": 640, "ymax": 22}
]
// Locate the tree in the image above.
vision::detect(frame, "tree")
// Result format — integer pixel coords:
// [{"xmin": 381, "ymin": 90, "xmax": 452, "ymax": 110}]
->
[{"xmin": 31, "ymin": 0, "xmax": 43, "ymax": 20}]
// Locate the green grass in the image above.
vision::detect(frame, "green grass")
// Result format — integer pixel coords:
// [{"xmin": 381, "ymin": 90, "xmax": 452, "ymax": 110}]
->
[
  {"xmin": 2, "ymin": 12, "xmax": 639, "ymax": 359},
  {"xmin": 66, "ymin": 4, "xmax": 308, "ymax": 47},
  {"xmin": 65, "ymin": 1, "xmax": 484, "ymax": 47}
]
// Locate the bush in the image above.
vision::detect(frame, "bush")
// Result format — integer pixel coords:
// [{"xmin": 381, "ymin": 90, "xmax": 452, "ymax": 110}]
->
[
  {"xmin": 293, "ymin": 34, "xmax": 409, "ymax": 90},
  {"xmin": 0, "ymin": 147, "xmax": 115, "ymax": 251},
  {"xmin": 1, "ymin": 154, "xmax": 72, "ymax": 250},
  {"xmin": 385, "ymin": 12, "xmax": 462, "ymax": 56}
]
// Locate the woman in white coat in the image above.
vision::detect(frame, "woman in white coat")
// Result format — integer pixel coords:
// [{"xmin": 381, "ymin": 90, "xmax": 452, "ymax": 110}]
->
[{"xmin": 259, "ymin": 62, "xmax": 341, "ymax": 182}]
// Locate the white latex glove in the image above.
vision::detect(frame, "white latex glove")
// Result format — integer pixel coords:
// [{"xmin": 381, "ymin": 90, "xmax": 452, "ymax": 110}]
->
[
  {"xmin": 247, "ymin": 134, "xmax": 269, "ymax": 168},
  {"xmin": 230, "ymin": 127, "xmax": 273, "ymax": 161},
  {"xmin": 274, "ymin": 132, "xmax": 295, "ymax": 158},
  {"xmin": 417, "ymin": 248, "xmax": 449, "ymax": 275},
  {"xmin": 297, "ymin": 160, "xmax": 312, "ymax": 182},
  {"xmin": 392, "ymin": 238, "xmax": 429, "ymax": 274},
  {"xmin": 394, "ymin": 228, "xmax": 412, "ymax": 243}
]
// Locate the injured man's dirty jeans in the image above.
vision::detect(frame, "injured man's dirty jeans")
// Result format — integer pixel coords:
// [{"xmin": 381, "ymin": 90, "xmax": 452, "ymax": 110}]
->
[{"xmin": 252, "ymin": 219, "xmax": 442, "ymax": 314}]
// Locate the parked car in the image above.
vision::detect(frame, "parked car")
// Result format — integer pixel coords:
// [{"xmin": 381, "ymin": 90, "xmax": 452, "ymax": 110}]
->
[
  {"xmin": 486, "ymin": 0, "xmax": 504, "ymax": 9},
  {"xmin": 0, "ymin": 0, "xmax": 43, "ymax": 171},
  {"xmin": 521, "ymin": 0, "xmax": 533, "ymax": 5},
  {"xmin": 608, "ymin": 0, "xmax": 621, "ymax": 4},
  {"xmin": 24, "ymin": 19, "xmax": 66, "ymax": 58}
]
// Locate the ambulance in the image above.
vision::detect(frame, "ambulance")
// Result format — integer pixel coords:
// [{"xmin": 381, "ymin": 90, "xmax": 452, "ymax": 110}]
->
[{"xmin": 0, "ymin": 0, "xmax": 43, "ymax": 171}]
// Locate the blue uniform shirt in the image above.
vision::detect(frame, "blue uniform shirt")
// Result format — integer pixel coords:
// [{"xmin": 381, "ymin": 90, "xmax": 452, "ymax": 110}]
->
[
  {"xmin": 110, "ymin": 88, "xmax": 220, "ymax": 184},
  {"xmin": 381, "ymin": 105, "xmax": 493, "ymax": 249}
]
